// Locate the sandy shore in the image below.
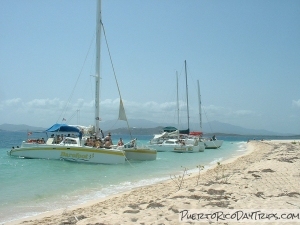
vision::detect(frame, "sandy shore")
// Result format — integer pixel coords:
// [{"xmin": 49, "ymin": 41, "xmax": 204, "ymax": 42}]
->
[{"xmin": 7, "ymin": 140, "xmax": 300, "ymax": 225}]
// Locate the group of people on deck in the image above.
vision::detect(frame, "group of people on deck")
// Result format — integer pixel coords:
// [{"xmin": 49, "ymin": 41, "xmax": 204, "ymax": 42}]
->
[
  {"xmin": 179, "ymin": 139, "xmax": 186, "ymax": 145},
  {"xmin": 26, "ymin": 129, "xmax": 129, "ymax": 148},
  {"xmin": 51, "ymin": 133, "xmax": 77, "ymax": 144},
  {"xmin": 210, "ymin": 135, "xmax": 217, "ymax": 141},
  {"xmin": 28, "ymin": 131, "xmax": 109, "ymax": 147},
  {"xmin": 83, "ymin": 131, "xmax": 125, "ymax": 149}
]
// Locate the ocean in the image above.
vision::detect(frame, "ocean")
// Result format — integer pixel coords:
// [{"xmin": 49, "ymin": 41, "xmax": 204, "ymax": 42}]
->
[{"xmin": 0, "ymin": 131, "xmax": 297, "ymax": 223}]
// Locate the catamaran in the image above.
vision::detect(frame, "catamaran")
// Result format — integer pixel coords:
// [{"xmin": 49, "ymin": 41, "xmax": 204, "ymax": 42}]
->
[
  {"xmin": 8, "ymin": 0, "xmax": 156, "ymax": 163},
  {"xmin": 8, "ymin": 123, "xmax": 126, "ymax": 164},
  {"xmin": 195, "ymin": 80, "xmax": 223, "ymax": 149}
]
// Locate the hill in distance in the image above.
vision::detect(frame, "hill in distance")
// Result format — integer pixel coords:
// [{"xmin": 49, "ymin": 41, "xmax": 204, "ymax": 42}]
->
[
  {"xmin": 0, "ymin": 123, "xmax": 46, "ymax": 132},
  {"xmin": 98, "ymin": 119, "xmax": 295, "ymax": 136}
]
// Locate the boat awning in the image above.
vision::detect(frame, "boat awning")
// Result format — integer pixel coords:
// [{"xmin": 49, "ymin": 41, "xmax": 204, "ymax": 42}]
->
[
  {"xmin": 189, "ymin": 131, "xmax": 203, "ymax": 136},
  {"xmin": 162, "ymin": 126, "xmax": 177, "ymax": 132},
  {"xmin": 45, "ymin": 124, "xmax": 80, "ymax": 133},
  {"xmin": 179, "ymin": 128, "xmax": 190, "ymax": 135}
]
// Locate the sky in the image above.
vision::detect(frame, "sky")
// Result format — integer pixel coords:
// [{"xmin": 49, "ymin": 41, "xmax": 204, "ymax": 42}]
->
[{"xmin": 0, "ymin": 0, "xmax": 300, "ymax": 134}]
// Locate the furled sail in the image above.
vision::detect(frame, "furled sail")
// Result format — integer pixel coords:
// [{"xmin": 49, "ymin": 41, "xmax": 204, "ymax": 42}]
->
[{"xmin": 118, "ymin": 99, "xmax": 127, "ymax": 121}]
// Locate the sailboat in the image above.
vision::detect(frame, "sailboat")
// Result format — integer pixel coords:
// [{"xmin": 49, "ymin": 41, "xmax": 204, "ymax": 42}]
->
[
  {"xmin": 148, "ymin": 61, "xmax": 205, "ymax": 153},
  {"xmin": 173, "ymin": 61, "xmax": 205, "ymax": 153},
  {"xmin": 8, "ymin": 0, "xmax": 156, "ymax": 163},
  {"xmin": 195, "ymin": 80, "xmax": 223, "ymax": 149}
]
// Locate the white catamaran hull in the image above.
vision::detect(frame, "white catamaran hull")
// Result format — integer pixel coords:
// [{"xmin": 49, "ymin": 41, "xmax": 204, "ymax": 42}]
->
[
  {"xmin": 173, "ymin": 142, "xmax": 205, "ymax": 153},
  {"xmin": 124, "ymin": 148, "xmax": 157, "ymax": 161},
  {"xmin": 8, "ymin": 142, "xmax": 125, "ymax": 164},
  {"xmin": 204, "ymin": 140, "xmax": 223, "ymax": 149},
  {"xmin": 149, "ymin": 138, "xmax": 205, "ymax": 153},
  {"xmin": 149, "ymin": 144, "xmax": 181, "ymax": 152},
  {"xmin": 198, "ymin": 142, "xmax": 205, "ymax": 152},
  {"xmin": 110, "ymin": 145, "xmax": 157, "ymax": 161},
  {"xmin": 150, "ymin": 144, "xmax": 201, "ymax": 152}
]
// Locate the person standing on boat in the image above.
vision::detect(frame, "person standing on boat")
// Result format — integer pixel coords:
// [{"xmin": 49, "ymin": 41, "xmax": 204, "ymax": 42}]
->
[
  {"xmin": 104, "ymin": 132, "xmax": 113, "ymax": 147},
  {"xmin": 117, "ymin": 138, "xmax": 124, "ymax": 146},
  {"xmin": 79, "ymin": 129, "xmax": 83, "ymax": 145},
  {"xmin": 95, "ymin": 128, "xmax": 104, "ymax": 139}
]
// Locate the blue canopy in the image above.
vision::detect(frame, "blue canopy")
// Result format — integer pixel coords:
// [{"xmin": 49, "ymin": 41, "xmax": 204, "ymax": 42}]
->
[
  {"xmin": 45, "ymin": 124, "xmax": 80, "ymax": 133},
  {"xmin": 162, "ymin": 126, "xmax": 177, "ymax": 132}
]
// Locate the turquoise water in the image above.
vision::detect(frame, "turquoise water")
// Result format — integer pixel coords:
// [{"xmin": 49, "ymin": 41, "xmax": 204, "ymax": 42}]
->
[{"xmin": 0, "ymin": 131, "xmax": 297, "ymax": 223}]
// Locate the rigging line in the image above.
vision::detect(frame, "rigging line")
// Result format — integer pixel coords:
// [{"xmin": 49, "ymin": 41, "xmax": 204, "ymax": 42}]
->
[
  {"xmin": 203, "ymin": 107, "xmax": 214, "ymax": 133},
  {"xmin": 56, "ymin": 34, "xmax": 96, "ymax": 124},
  {"xmin": 101, "ymin": 21, "xmax": 133, "ymax": 139},
  {"xmin": 67, "ymin": 110, "xmax": 78, "ymax": 123},
  {"xmin": 123, "ymin": 151, "xmax": 135, "ymax": 168}
]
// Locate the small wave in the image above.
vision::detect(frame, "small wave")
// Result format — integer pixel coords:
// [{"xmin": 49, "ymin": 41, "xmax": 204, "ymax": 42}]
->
[{"xmin": 209, "ymin": 157, "xmax": 223, "ymax": 165}]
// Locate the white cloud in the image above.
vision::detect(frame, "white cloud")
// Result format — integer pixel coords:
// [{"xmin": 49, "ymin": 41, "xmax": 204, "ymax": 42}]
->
[
  {"xmin": 24, "ymin": 98, "xmax": 63, "ymax": 109},
  {"xmin": 199, "ymin": 105, "xmax": 258, "ymax": 126},
  {"xmin": 233, "ymin": 110, "xmax": 255, "ymax": 116},
  {"xmin": 203, "ymin": 105, "xmax": 224, "ymax": 112},
  {"xmin": 0, "ymin": 98, "xmax": 22, "ymax": 111},
  {"xmin": 203, "ymin": 105, "xmax": 255, "ymax": 117},
  {"xmin": 6, "ymin": 98, "xmax": 22, "ymax": 105},
  {"xmin": 0, "ymin": 98, "xmax": 22, "ymax": 108},
  {"xmin": 292, "ymin": 99, "xmax": 300, "ymax": 107},
  {"xmin": 202, "ymin": 105, "xmax": 226, "ymax": 117},
  {"xmin": 0, "ymin": 97, "xmax": 261, "ymax": 128},
  {"xmin": 143, "ymin": 101, "xmax": 159, "ymax": 108}
]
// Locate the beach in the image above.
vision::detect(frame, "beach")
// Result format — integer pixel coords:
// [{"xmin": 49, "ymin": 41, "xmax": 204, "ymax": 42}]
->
[{"xmin": 7, "ymin": 140, "xmax": 300, "ymax": 225}]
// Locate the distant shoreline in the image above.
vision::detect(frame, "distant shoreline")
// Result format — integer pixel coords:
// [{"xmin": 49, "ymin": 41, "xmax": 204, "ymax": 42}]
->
[
  {"xmin": 1, "ymin": 129, "xmax": 300, "ymax": 138},
  {"xmin": 1, "ymin": 121, "xmax": 298, "ymax": 136}
]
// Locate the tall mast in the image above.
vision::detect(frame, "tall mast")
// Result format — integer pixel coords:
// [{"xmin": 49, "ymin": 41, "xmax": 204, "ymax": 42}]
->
[
  {"xmin": 95, "ymin": 0, "xmax": 102, "ymax": 134},
  {"xmin": 197, "ymin": 80, "xmax": 202, "ymax": 131},
  {"xmin": 176, "ymin": 71, "xmax": 179, "ymax": 138},
  {"xmin": 184, "ymin": 60, "xmax": 190, "ymax": 131}
]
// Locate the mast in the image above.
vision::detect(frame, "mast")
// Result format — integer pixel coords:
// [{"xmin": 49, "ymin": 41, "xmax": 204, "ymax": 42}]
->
[
  {"xmin": 95, "ymin": 0, "xmax": 102, "ymax": 134},
  {"xmin": 176, "ymin": 71, "xmax": 179, "ymax": 138},
  {"xmin": 197, "ymin": 80, "xmax": 202, "ymax": 131},
  {"xmin": 184, "ymin": 60, "xmax": 190, "ymax": 132}
]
